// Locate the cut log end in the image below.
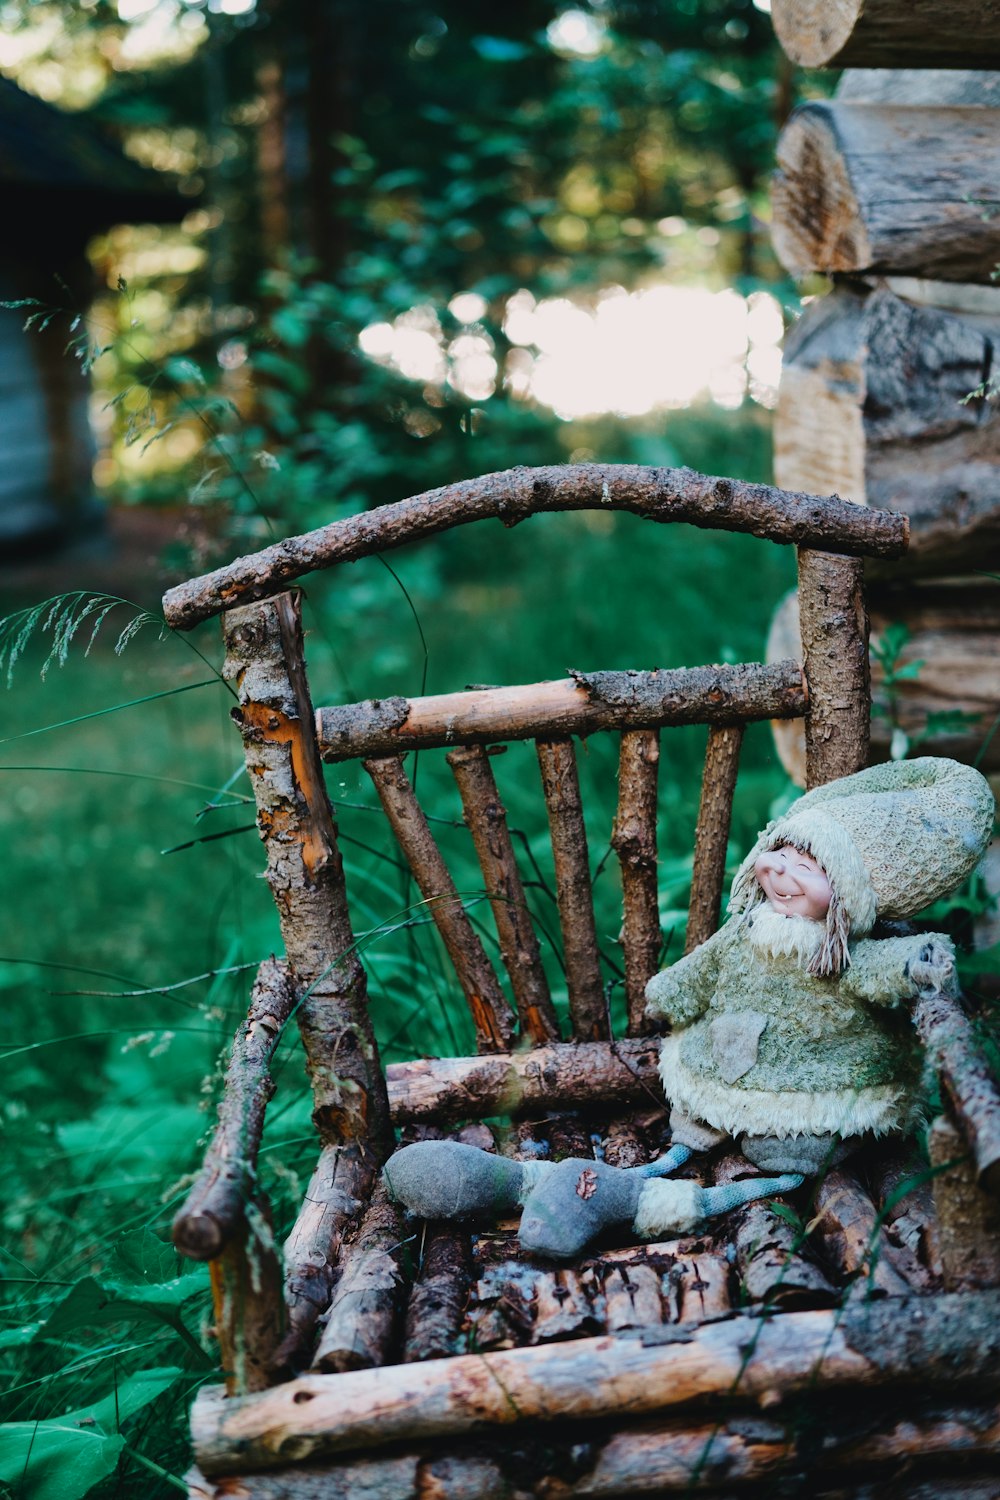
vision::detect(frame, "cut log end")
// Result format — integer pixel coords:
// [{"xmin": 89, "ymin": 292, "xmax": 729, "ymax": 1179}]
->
[
  {"xmin": 773, "ymin": 104, "xmax": 869, "ymax": 280},
  {"xmin": 772, "ymin": 0, "xmax": 860, "ymax": 69}
]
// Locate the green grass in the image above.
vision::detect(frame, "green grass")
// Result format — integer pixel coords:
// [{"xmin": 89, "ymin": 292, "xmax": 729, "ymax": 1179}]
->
[{"xmin": 0, "ymin": 404, "xmax": 800, "ymax": 1495}]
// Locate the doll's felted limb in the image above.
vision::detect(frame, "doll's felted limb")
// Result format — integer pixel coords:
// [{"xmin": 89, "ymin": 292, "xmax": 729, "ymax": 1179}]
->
[
  {"xmin": 517, "ymin": 1157, "xmax": 805, "ymax": 1259},
  {"xmin": 644, "ymin": 933, "xmax": 723, "ymax": 1027},
  {"xmin": 840, "ymin": 934, "xmax": 957, "ymax": 1008},
  {"xmin": 383, "ymin": 1140, "xmax": 553, "ymax": 1220}
]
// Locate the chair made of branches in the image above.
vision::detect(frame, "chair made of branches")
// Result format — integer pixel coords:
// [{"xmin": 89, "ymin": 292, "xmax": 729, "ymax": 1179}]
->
[{"xmin": 165, "ymin": 464, "xmax": 1000, "ymax": 1500}]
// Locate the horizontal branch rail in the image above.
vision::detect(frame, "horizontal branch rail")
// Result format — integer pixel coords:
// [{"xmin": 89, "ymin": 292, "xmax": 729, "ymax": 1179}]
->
[
  {"xmin": 317, "ymin": 661, "xmax": 807, "ymax": 762},
  {"xmin": 162, "ymin": 464, "xmax": 909, "ymax": 630},
  {"xmin": 385, "ymin": 1038, "xmax": 662, "ymax": 1123},
  {"xmin": 191, "ymin": 1289, "xmax": 1000, "ymax": 1472}
]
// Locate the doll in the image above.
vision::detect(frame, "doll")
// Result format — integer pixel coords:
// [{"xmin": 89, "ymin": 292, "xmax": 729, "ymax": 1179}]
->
[{"xmin": 384, "ymin": 757, "xmax": 994, "ymax": 1259}]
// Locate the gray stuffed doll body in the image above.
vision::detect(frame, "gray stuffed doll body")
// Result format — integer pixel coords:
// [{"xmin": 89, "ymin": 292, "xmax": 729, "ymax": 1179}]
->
[{"xmin": 384, "ymin": 757, "xmax": 995, "ymax": 1259}]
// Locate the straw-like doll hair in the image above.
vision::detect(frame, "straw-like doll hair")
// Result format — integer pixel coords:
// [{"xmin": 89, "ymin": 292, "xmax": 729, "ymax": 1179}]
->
[{"xmin": 735, "ymin": 842, "xmax": 852, "ymax": 979}]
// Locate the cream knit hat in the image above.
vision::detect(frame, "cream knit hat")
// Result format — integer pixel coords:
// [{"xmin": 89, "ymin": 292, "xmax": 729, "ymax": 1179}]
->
[{"xmin": 729, "ymin": 757, "xmax": 995, "ymax": 937}]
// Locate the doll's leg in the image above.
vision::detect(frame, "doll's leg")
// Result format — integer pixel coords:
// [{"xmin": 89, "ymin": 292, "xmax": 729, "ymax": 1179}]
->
[
  {"xmin": 383, "ymin": 1140, "xmax": 553, "ymax": 1220},
  {"xmin": 638, "ymin": 1108, "xmax": 728, "ymax": 1178},
  {"xmin": 697, "ymin": 1174, "xmax": 804, "ymax": 1215}
]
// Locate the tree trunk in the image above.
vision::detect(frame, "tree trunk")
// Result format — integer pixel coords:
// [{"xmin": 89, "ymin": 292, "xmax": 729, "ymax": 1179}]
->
[{"xmin": 773, "ymin": 102, "xmax": 1000, "ymax": 282}]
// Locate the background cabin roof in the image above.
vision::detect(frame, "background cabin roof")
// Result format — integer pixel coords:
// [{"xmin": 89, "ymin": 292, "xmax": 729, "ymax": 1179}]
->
[{"xmin": 0, "ymin": 75, "xmax": 183, "ymax": 239}]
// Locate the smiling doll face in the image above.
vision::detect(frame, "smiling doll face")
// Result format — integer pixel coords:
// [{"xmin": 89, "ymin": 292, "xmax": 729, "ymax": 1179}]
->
[{"xmin": 754, "ymin": 844, "xmax": 832, "ymax": 922}]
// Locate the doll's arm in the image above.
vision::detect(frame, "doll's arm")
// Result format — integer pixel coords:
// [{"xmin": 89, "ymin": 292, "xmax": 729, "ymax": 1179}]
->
[
  {"xmin": 644, "ymin": 929, "xmax": 724, "ymax": 1027},
  {"xmin": 840, "ymin": 933, "xmax": 957, "ymax": 1007}
]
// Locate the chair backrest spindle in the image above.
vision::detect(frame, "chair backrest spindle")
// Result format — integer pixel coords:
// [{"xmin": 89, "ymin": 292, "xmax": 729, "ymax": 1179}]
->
[
  {"xmin": 363, "ymin": 753, "xmax": 516, "ymax": 1053},
  {"xmin": 611, "ymin": 729, "xmax": 662, "ymax": 1035},
  {"xmin": 685, "ymin": 724, "xmax": 745, "ymax": 954},
  {"xmin": 535, "ymin": 738, "xmax": 609, "ymax": 1041},
  {"xmin": 446, "ymin": 744, "xmax": 560, "ymax": 1046}
]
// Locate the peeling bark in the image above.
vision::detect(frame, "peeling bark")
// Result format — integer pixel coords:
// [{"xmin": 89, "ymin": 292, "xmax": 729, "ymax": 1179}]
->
[
  {"xmin": 164, "ymin": 465, "xmax": 909, "ymax": 631},
  {"xmin": 811, "ymin": 1169, "xmax": 914, "ymax": 1297},
  {"xmin": 316, "ymin": 662, "xmax": 806, "ymax": 762},
  {"xmin": 222, "ymin": 594, "xmax": 390, "ymax": 1156},
  {"xmin": 174, "ymin": 959, "xmax": 296, "ymax": 1261}
]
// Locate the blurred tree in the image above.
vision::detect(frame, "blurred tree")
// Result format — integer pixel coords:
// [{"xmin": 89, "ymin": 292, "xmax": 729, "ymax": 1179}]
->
[{"xmin": 0, "ymin": 0, "xmax": 798, "ymax": 557}]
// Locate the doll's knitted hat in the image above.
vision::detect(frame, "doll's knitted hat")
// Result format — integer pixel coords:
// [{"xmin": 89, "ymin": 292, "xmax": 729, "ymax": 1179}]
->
[{"xmin": 729, "ymin": 757, "xmax": 994, "ymax": 936}]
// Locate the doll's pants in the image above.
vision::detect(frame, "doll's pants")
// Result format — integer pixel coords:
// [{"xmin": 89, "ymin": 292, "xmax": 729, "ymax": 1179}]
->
[{"xmin": 669, "ymin": 1106, "xmax": 860, "ymax": 1176}]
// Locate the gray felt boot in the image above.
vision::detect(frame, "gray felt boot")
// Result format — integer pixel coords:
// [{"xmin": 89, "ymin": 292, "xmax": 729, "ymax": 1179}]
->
[
  {"xmin": 518, "ymin": 1158, "xmax": 645, "ymax": 1259},
  {"xmin": 383, "ymin": 1140, "xmax": 551, "ymax": 1220}
]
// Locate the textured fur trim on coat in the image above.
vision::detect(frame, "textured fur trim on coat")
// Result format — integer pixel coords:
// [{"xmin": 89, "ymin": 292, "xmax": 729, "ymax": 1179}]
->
[{"xmin": 658, "ymin": 1034, "xmax": 916, "ymax": 1140}]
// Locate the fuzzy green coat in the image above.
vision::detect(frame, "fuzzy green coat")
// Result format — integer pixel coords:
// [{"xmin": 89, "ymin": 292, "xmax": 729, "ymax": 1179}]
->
[{"xmin": 645, "ymin": 918, "xmax": 939, "ymax": 1141}]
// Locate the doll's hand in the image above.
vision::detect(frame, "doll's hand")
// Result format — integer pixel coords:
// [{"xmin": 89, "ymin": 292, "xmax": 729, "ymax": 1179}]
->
[{"xmin": 908, "ymin": 939, "xmax": 957, "ymax": 997}]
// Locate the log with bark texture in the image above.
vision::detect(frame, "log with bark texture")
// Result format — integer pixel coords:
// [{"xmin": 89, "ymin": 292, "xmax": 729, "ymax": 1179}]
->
[
  {"xmin": 278, "ymin": 1144, "xmax": 369, "ymax": 1370},
  {"xmin": 311, "ymin": 1180, "xmax": 406, "ymax": 1374},
  {"xmin": 185, "ymin": 1400, "xmax": 1000, "ymax": 1498},
  {"xmin": 713, "ymin": 1153, "xmax": 836, "ymax": 1310},
  {"xmin": 191, "ymin": 1289, "xmax": 1000, "ymax": 1472},
  {"xmin": 772, "ymin": 102, "xmax": 1000, "ymax": 283},
  {"xmin": 611, "ymin": 730, "xmax": 661, "ymax": 1034},
  {"xmin": 536, "ymin": 739, "xmax": 607, "ymax": 1041},
  {"xmin": 732, "ymin": 1202, "xmax": 839, "ymax": 1310},
  {"xmin": 174, "ymin": 959, "xmax": 296, "ymax": 1260},
  {"xmin": 317, "ymin": 662, "xmax": 807, "ymax": 762},
  {"xmin": 602, "ymin": 1262, "xmax": 665, "ymax": 1333},
  {"xmin": 774, "ymin": 282, "xmax": 1000, "ymax": 581},
  {"xmin": 811, "ymin": 1169, "xmax": 914, "ymax": 1297},
  {"xmin": 403, "ymin": 1223, "xmax": 473, "ymax": 1364},
  {"xmin": 363, "ymin": 755, "xmax": 515, "ymax": 1053},
  {"xmin": 771, "ymin": 0, "xmax": 1000, "ymax": 70},
  {"xmin": 684, "ymin": 725, "xmax": 743, "ymax": 955},
  {"xmin": 384, "ymin": 1040, "xmax": 661, "ymax": 1126},
  {"xmin": 530, "ymin": 1266, "xmax": 604, "ymax": 1344},
  {"xmin": 222, "ymin": 595, "xmax": 390, "ymax": 1155},
  {"xmin": 869, "ymin": 1143, "xmax": 942, "ymax": 1286},
  {"xmin": 928, "ymin": 1111, "xmax": 1000, "ymax": 1292},
  {"xmin": 209, "ymin": 1197, "xmax": 285, "ymax": 1396},
  {"xmin": 796, "ymin": 550, "xmax": 869, "ymax": 788},
  {"xmin": 446, "ymin": 745, "xmax": 559, "ymax": 1045},
  {"xmin": 671, "ymin": 1247, "xmax": 733, "ymax": 1324},
  {"xmin": 767, "ymin": 581, "xmax": 1000, "ymax": 786},
  {"xmin": 222, "ymin": 594, "xmax": 391, "ymax": 1365},
  {"xmin": 913, "ymin": 989, "xmax": 1000, "ymax": 1195},
  {"xmin": 162, "ymin": 465, "xmax": 909, "ymax": 631},
  {"xmin": 838, "ymin": 70, "xmax": 1000, "ymax": 109}
]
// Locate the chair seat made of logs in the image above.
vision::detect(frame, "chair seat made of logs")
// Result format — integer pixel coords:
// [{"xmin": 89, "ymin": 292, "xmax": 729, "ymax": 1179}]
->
[{"xmin": 163, "ymin": 465, "xmax": 1000, "ymax": 1500}]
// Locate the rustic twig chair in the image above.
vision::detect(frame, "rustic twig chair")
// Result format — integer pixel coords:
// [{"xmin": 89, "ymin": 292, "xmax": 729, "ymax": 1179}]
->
[{"xmin": 165, "ymin": 465, "xmax": 1000, "ymax": 1499}]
